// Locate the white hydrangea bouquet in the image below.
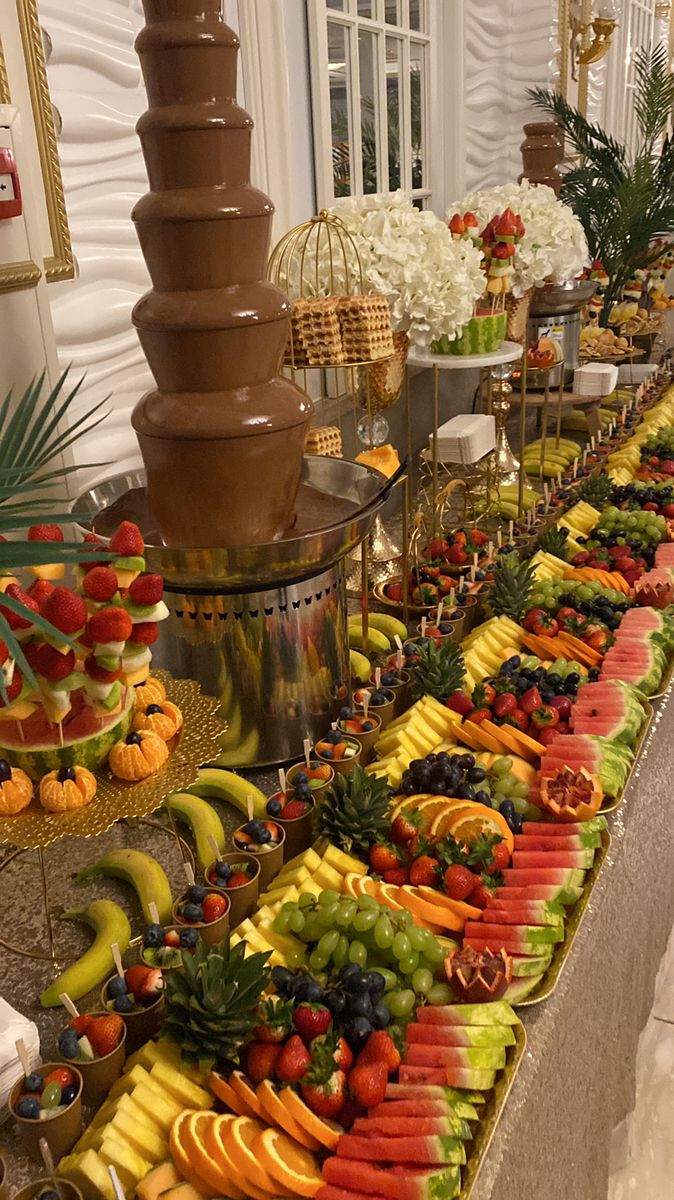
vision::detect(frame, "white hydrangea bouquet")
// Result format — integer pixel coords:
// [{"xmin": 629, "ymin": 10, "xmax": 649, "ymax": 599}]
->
[
  {"xmin": 451, "ymin": 180, "xmax": 589, "ymax": 297},
  {"xmin": 325, "ymin": 192, "xmax": 485, "ymax": 348}
]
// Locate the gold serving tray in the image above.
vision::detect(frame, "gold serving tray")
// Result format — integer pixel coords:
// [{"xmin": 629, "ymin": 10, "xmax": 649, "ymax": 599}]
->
[
  {"xmin": 514, "ymin": 828, "xmax": 610, "ymax": 1007},
  {"xmin": 649, "ymin": 656, "xmax": 674, "ymax": 702},
  {"xmin": 0, "ymin": 671, "xmax": 224, "ymax": 850},
  {"xmin": 459, "ymin": 1019, "xmax": 527, "ymax": 1199},
  {"xmin": 599, "ymin": 698, "xmax": 653, "ymax": 814}
]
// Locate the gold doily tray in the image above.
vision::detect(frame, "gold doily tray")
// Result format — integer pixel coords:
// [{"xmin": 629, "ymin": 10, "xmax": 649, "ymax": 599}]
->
[
  {"xmin": 0, "ymin": 671, "xmax": 224, "ymax": 850},
  {"xmin": 459, "ymin": 1020, "xmax": 526, "ymax": 1199},
  {"xmin": 514, "ymin": 829, "xmax": 610, "ymax": 1008}
]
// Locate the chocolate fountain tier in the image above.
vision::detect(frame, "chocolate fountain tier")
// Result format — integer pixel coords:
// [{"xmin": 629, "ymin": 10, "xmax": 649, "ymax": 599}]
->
[
  {"xmin": 137, "ymin": 102, "xmax": 254, "ymax": 191},
  {"xmin": 74, "ymin": 459, "xmax": 388, "ymax": 767},
  {"xmin": 136, "ymin": 14, "xmax": 239, "ymax": 106}
]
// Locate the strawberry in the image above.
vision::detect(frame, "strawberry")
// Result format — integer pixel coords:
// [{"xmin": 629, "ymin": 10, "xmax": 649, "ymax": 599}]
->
[
  {"xmin": 281, "ymin": 799, "xmax": 310, "ymax": 819},
  {"xmin": 81, "ymin": 533, "xmax": 109, "ymax": 570},
  {"xmin": 390, "ymin": 812, "xmax": 421, "ymax": 845},
  {"xmin": 124, "ymin": 964, "xmax": 163, "ymax": 1003},
  {"xmin": 445, "ymin": 691, "xmax": 474, "ymax": 716},
  {"xmin": 44, "ymin": 1067, "xmax": 76, "ymax": 1089},
  {"xmin": 485, "ymin": 842, "xmax": 510, "ymax": 874},
  {"xmin": 0, "ymin": 584, "xmax": 39, "ymax": 630},
  {"xmin": 202, "ymin": 893, "xmax": 228, "ymax": 923},
  {"xmin": 409, "ymin": 855, "xmax": 439, "ymax": 887},
  {"xmin": 276, "ymin": 1034, "xmax": 311, "ymax": 1082},
  {"xmin": 301, "ymin": 1068, "xmax": 346, "ymax": 1119},
  {"xmin": 348, "ymin": 1061, "xmax": 388, "ymax": 1108},
  {"xmin": 443, "ymin": 864, "xmax": 476, "ymax": 901},
  {"xmin": 71, "ymin": 1014, "xmax": 94, "ymax": 1036},
  {"xmin": 42, "ymin": 587, "xmax": 86, "ymax": 634},
  {"xmin": 0, "ymin": 637, "xmax": 8, "ymax": 664},
  {"xmin": 293, "ymin": 1004, "xmax": 332, "ymax": 1043},
  {"xmin": 246, "ymin": 1041, "xmax": 281, "ymax": 1083},
  {"xmin": 129, "ymin": 574, "xmax": 163, "ymax": 606},
  {"xmin": 28, "ymin": 524, "xmax": 64, "ymax": 543},
  {"xmin": 382, "ymin": 866, "xmax": 410, "ymax": 885},
  {"xmin": 446, "ymin": 544, "xmax": 467, "ymax": 564},
  {"xmin": 82, "ymin": 567, "xmax": 119, "ymax": 604},
  {"xmin": 85, "ymin": 654, "xmax": 122, "ymax": 684},
  {"xmin": 88, "ymin": 1014, "xmax": 124, "ymax": 1057},
  {"xmin": 253, "ymin": 998, "xmax": 293, "ymax": 1044},
  {"xmin": 356, "ymin": 1031, "xmax": 401, "ymax": 1072},
  {"xmin": 226, "ymin": 870, "xmax": 251, "ymax": 889},
  {"xmin": 88, "ymin": 606, "xmax": 133, "ymax": 645},
  {"xmin": 32, "ymin": 645, "xmax": 75, "ymax": 682},
  {"xmin": 27, "ymin": 578, "xmax": 55, "ymax": 611},
  {"xmin": 468, "ymin": 881, "xmax": 493, "ymax": 910},
  {"xmin": 110, "ymin": 521, "xmax": 144, "ymax": 557},
  {"xmin": 369, "ymin": 842, "xmax": 400, "ymax": 874},
  {"xmin": 165, "ymin": 929, "xmax": 180, "ymax": 947},
  {"xmin": 129, "ymin": 622, "xmax": 158, "ymax": 646},
  {"xmin": 0, "ymin": 667, "xmax": 22, "ymax": 708},
  {"xmin": 331, "ymin": 1036, "xmax": 353, "ymax": 1074}
]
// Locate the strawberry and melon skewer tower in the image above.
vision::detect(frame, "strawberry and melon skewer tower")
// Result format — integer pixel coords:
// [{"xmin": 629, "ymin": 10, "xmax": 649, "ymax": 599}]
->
[
  {"xmin": 443, "ymin": 206, "xmax": 525, "ymax": 355},
  {"xmin": 0, "ymin": 519, "xmax": 169, "ymax": 780}
]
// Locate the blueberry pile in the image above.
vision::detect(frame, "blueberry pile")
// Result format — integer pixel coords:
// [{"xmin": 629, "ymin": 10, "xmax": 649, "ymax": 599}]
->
[
  {"xmin": 239, "ymin": 819, "xmax": 273, "ymax": 844},
  {"xmin": 271, "ymin": 963, "xmax": 391, "ymax": 1051}
]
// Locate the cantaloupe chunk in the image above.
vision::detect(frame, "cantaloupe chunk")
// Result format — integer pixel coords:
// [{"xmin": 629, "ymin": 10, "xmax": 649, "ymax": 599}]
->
[
  {"xmin": 161, "ymin": 1184, "xmax": 214, "ymax": 1200},
  {"xmin": 136, "ymin": 1161, "xmax": 181, "ymax": 1200}
]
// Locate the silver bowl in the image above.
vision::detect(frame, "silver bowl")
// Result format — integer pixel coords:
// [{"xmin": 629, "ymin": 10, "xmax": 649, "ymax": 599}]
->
[{"xmin": 529, "ymin": 279, "xmax": 598, "ymax": 316}]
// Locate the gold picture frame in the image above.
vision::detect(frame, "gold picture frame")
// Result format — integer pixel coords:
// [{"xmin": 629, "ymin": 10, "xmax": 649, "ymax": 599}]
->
[{"xmin": 0, "ymin": 0, "xmax": 73, "ymax": 289}]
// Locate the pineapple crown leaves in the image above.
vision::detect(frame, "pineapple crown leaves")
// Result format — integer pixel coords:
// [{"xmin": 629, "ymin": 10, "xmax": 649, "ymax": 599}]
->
[
  {"xmin": 162, "ymin": 936, "xmax": 271, "ymax": 1070},
  {"xmin": 489, "ymin": 552, "xmax": 535, "ymax": 621},
  {"xmin": 536, "ymin": 526, "xmax": 570, "ymax": 561},
  {"xmin": 253, "ymin": 996, "xmax": 293, "ymax": 1032},
  {"xmin": 577, "ymin": 472, "xmax": 613, "ymax": 509},
  {"xmin": 408, "ymin": 638, "xmax": 466, "ymax": 703},
  {"xmin": 317, "ymin": 765, "xmax": 391, "ymax": 857}
]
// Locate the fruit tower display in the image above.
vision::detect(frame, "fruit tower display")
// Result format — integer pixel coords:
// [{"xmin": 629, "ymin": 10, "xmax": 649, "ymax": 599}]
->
[
  {"xmin": 131, "ymin": 0, "xmax": 311, "ymax": 548},
  {"xmin": 438, "ymin": 207, "xmax": 525, "ymax": 355}
]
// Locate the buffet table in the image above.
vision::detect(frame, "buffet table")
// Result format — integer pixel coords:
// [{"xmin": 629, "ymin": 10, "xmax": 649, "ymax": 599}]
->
[{"xmin": 1, "ymin": 681, "xmax": 673, "ymax": 1198}]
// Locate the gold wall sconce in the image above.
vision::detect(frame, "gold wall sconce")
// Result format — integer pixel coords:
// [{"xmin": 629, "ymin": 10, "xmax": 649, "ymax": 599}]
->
[{"xmin": 570, "ymin": 1, "xmax": 619, "ymax": 82}]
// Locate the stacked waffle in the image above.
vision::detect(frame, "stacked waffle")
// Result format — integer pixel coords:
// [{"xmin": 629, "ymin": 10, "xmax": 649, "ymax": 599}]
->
[
  {"xmin": 286, "ymin": 295, "xmax": 394, "ymax": 366},
  {"xmin": 304, "ymin": 426, "xmax": 343, "ymax": 458}
]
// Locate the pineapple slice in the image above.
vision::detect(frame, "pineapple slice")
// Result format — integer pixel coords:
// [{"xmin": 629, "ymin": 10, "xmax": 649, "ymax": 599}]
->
[
  {"xmin": 107, "ymin": 1111, "xmax": 168, "ymax": 1164},
  {"xmin": 322, "ymin": 843, "xmax": 368, "ymax": 876},
  {"xmin": 258, "ymin": 883, "xmax": 300, "ymax": 906},
  {"xmin": 276, "ymin": 846, "xmax": 322, "ymax": 878},
  {"xmin": 99, "ymin": 1134, "xmax": 152, "ymax": 1191},
  {"xmin": 124, "ymin": 1038, "xmax": 208, "ymax": 1087},
  {"xmin": 272, "ymin": 864, "xmax": 310, "ymax": 888},
  {"xmin": 149, "ymin": 1061, "xmax": 212, "ymax": 1110},
  {"xmin": 256, "ymin": 921, "xmax": 306, "ymax": 958},
  {"xmin": 312, "ymin": 862, "xmax": 344, "ymax": 891},
  {"xmin": 59, "ymin": 1150, "xmax": 116, "ymax": 1200},
  {"xmin": 130, "ymin": 1082, "xmax": 183, "ymax": 1131},
  {"xmin": 108, "ymin": 1064, "xmax": 165, "ymax": 1102}
]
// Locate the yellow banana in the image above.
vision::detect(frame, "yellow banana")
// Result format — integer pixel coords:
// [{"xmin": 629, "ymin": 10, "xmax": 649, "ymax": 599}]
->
[
  {"xmin": 350, "ymin": 649, "xmax": 372, "ymax": 682},
  {"xmin": 348, "ymin": 626, "xmax": 391, "ymax": 654},
  {"xmin": 349, "ymin": 612, "xmax": 407, "ymax": 643},
  {"xmin": 165, "ymin": 791, "xmax": 226, "ymax": 868},
  {"xmin": 40, "ymin": 900, "xmax": 132, "ymax": 1008},
  {"xmin": 74, "ymin": 849, "xmax": 173, "ymax": 924},
  {"xmin": 187, "ymin": 766, "xmax": 267, "ymax": 818}
]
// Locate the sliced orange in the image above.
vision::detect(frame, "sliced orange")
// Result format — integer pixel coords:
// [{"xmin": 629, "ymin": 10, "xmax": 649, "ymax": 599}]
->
[
  {"xmin": 341, "ymin": 872, "xmax": 361, "ymax": 898},
  {"xmin": 222, "ymin": 1117, "xmax": 281, "ymax": 1195},
  {"xmin": 392, "ymin": 886, "xmax": 463, "ymax": 932},
  {"xmin": 416, "ymin": 885, "xmax": 482, "ymax": 922},
  {"xmin": 390, "ymin": 794, "xmax": 449, "ymax": 828},
  {"xmin": 279, "ymin": 1088, "xmax": 342, "ymax": 1151},
  {"xmin": 376, "ymin": 884, "xmax": 443, "ymax": 933},
  {"xmin": 169, "ymin": 1112, "xmax": 221, "ymax": 1199},
  {"xmin": 255, "ymin": 1081, "xmax": 322, "ymax": 1151},
  {"xmin": 183, "ymin": 1112, "xmax": 244, "ymax": 1200},
  {"xmin": 204, "ymin": 1114, "xmax": 270, "ymax": 1200},
  {"xmin": 429, "ymin": 800, "xmax": 483, "ymax": 838},
  {"xmin": 453, "ymin": 723, "xmax": 482, "ymax": 751},
  {"xmin": 254, "ymin": 1126, "xmax": 323, "ymax": 1198},
  {"xmin": 445, "ymin": 806, "xmax": 514, "ymax": 854},
  {"xmin": 210, "ymin": 1071, "xmax": 257, "ymax": 1118},
  {"xmin": 228, "ymin": 1071, "xmax": 266, "ymax": 1120}
]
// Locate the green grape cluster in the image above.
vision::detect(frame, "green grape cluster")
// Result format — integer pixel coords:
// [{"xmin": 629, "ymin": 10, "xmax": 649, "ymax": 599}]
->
[
  {"xmin": 488, "ymin": 755, "xmax": 531, "ymax": 814},
  {"xmin": 273, "ymin": 889, "xmax": 453, "ymax": 1012},
  {"xmin": 590, "ymin": 506, "xmax": 666, "ymax": 547},
  {"xmin": 529, "ymin": 577, "xmax": 628, "ymax": 612}
]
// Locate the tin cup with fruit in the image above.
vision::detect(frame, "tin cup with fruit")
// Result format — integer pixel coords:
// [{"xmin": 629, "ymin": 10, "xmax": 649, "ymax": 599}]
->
[
  {"xmin": 265, "ymin": 769, "xmax": 315, "ymax": 860},
  {"xmin": 370, "ymin": 665, "xmax": 410, "ymax": 717},
  {"xmin": 10, "ymin": 1062, "xmax": 83, "ymax": 1162},
  {"xmin": 141, "ymin": 921, "xmax": 200, "ymax": 970},
  {"xmin": 232, "ymin": 818, "xmax": 285, "ymax": 892},
  {"xmin": 353, "ymin": 685, "xmax": 395, "ymax": 729},
  {"xmin": 203, "ymin": 851, "xmax": 260, "ymax": 926},
  {"xmin": 285, "ymin": 758, "xmax": 334, "ymax": 799},
  {"xmin": 172, "ymin": 883, "xmax": 230, "ymax": 949},
  {"xmin": 101, "ymin": 960, "xmax": 164, "ymax": 1054},
  {"xmin": 336, "ymin": 707, "xmax": 381, "ymax": 764},
  {"xmin": 314, "ymin": 730, "xmax": 361, "ymax": 777},
  {"xmin": 57, "ymin": 1010, "xmax": 126, "ymax": 1108}
]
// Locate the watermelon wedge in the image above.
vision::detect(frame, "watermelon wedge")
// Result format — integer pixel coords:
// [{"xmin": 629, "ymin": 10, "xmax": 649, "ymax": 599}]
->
[
  {"xmin": 405, "ymin": 1023, "xmax": 516, "ymax": 1047},
  {"xmin": 510, "ymin": 951, "xmax": 554, "ymax": 977},
  {"xmin": 502, "ymin": 868, "xmax": 586, "ymax": 886},
  {"xmin": 351, "ymin": 1116, "xmax": 473, "ymax": 1140},
  {"xmin": 402, "ymin": 1044, "xmax": 506, "ymax": 1070},
  {"xmin": 512, "ymin": 833, "xmax": 601, "ymax": 850},
  {"xmin": 369, "ymin": 1099, "xmax": 478, "ymax": 1120},
  {"xmin": 492, "ymin": 883, "xmax": 583, "ymax": 904},
  {"xmin": 463, "ymin": 921, "xmax": 562, "ymax": 945},
  {"xmin": 336, "ymin": 1133, "xmax": 467, "ymax": 1165},
  {"xmin": 511, "ymin": 849, "xmax": 595, "ymax": 869},
  {"xmin": 385, "ymin": 1083, "xmax": 487, "ymax": 1104},
  {"xmin": 319, "ymin": 1164, "xmax": 463, "ymax": 1200},
  {"xmin": 482, "ymin": 902, "xmax": 563, "ymax": 925},
  {"xmin": 414, "ymin": 1002, "xmax": 518, "ymax": 1026},
  {"xmin": 398, "ymin": 1065, "xmax": 496, "ymax": 1090}
]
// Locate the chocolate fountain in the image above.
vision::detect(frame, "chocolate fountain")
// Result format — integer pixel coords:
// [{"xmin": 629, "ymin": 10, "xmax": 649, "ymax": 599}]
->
[{"xmin": 76, "ymin": 0, "xmax": 388, "ymax": 767}]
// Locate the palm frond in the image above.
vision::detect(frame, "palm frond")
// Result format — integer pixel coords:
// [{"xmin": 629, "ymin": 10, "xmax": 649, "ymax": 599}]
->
[{"xmin": 633, "ymin": 44, "xmax": 674, "ymax": 151}]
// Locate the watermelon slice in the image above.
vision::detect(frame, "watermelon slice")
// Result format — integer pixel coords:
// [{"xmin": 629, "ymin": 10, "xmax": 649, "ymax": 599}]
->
[
  {"xmin": 398, "ymin": 1065, "xmax": 496, "ymax": 1090},
  {"xmin": 522, "ymin": 817, "xmax": 607, "ymax": 835},
  {"xmin": 501, "ymin": 868, "xmax": 586, "ymax": 886},
  {"xmin": 465, "ymin": 935, "xmax": 552, "ymax": 957},
  {"xmin": 512, "ymin": 833, "xmax": 601, "ymax": 850},
  {"xmin": 503, "ymin": 974, "xmax": 545, "ymax": 1003},
  {"xmin": 405, "ymin": 1023, "xmax": 516, "ymax": 1047},
  {"xmin": 414, "ymin": 1002, "xmax": 518, "ymax": 1026},
  {"xmin": 511, "ymin": 849, "xmax": 595, "ymax": 869},
  {"xmin": 320, "ymin": 1161, "xmax": 462, "ymax": 1200},
  {"xmin": 463, "ymin": 922, "xmax": 563, "ymax": 945},
  {"xmin": 509, "ymin": 951, "xmax": 554, "ymax": 977},
  {"xmin": 336, "ymin": 1133, "xmax": 467, "ymax": 1165},
  {"xmin": 482, "ymin": 902, "xmax": 563, "ymax": 925},
  {"xmin": 0, "ymin": 686, "xmax": 134, "ymax": 779},
  {"xmin": 384, "ymin": 1083, "xmax": 486, "ymax": 1105},
  {"xmin": 492, "ymin": 884, "xmax": 583, "ymax": 904},
  {"xmin": 351, "ymin": 1116, "xmax": 472, "ymax": 1140},
  {"xmin": 402, "ymin": 1044, "xmax": 506, "ymax": 1070}
]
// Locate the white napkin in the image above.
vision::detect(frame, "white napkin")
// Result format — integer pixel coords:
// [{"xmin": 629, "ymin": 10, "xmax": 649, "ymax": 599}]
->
[{"xmin": 0, "ymin": 996, "xmax": 40, "ymax": 1112}]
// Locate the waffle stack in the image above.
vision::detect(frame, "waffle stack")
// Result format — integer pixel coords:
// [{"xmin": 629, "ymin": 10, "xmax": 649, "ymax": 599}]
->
[
  {"xmin": 304, "ymin": 425, "xmax": 343, "ymax": 458},
  {"xmin": 286, "ymin": 294, "xmax": 394, "ymax": 366}
]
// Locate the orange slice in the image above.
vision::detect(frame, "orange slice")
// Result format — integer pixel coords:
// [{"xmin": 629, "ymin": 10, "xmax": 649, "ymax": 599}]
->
[
  {"xmin": 169, "ymin": 1112, "xmax": 221, "ymax": 1199},
  {"xmin": 376, "ymin": 884, "xmax": 443, "ymax": 934},
  {"xmin": 391, "ymin": 886, "xmax": 463, "ymax": 933},
  {"xmin": 222, "ymin": 1117, "xmax": 281, "ymax": 1195},
  {"xmin": 389, "ymin": 794, "xmax": 449, "ymax": 828},
  {"xmin": 210, "ymin": 1072, "xmax": 257, "ymax": 1118},
  {"xmin": 416, "ymin": 885, "xmax": 483, "ymax": 922},
  {"xmin": 183, "ymin": 1112, "xmax": 244, "ymax": 1200},
  {"xmin": 341, "ymin": 873, "xmax": 361, "ymax": 898},
  {"xmin": 255, "ymin": 1081, "xmax": 322, "ymax": 1151},
  {"xmin": 204, "ymin": 1114, "xmax": 271, "ymax": 1200},
  {"xmin": 453, "ymin": 723, "xmax": 482, "ymax": 751},
  {"xmin": 228, "ymin": 1071, "xmax": 266, "ymax": 1120},
  {"xmin": 254, "ymin": 1126, "xmax": 323, "ymax": 1198},
  {"xmin": 445, "ymin": 806, "xmax": 514, "ymax": 854},
  {"xmin": 279, "ymin": 1088, "xmax": 342, "ymax": 1151},
  {"xmin": 429, "ymin": 800, "xmax": 482, "ymax": 837}
]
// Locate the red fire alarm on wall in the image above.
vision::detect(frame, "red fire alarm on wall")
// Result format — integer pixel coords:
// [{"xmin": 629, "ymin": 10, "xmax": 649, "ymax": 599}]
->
[{"xmin": 0, "ymin": 148, "xmax": 22, "ymax": 219}]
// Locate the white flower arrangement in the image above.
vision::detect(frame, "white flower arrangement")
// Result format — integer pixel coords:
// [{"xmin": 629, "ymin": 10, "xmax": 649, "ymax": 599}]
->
[
  {"xmin": 323, "ymin": 192, "xmax": 485, "ymax": 347},
  {"xmin": 451, "ymin": 180, "xmax": 589, "ymax": 297}
]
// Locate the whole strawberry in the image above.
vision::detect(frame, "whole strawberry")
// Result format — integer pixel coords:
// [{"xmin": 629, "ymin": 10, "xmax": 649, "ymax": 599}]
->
[
  {"xmin": 28, "ymin": 524, "xmax": 64, "ymax": 543},
  {"xmin": 27, "ymin": 578, "xmax": 55, "ymax": 611},
  {"xmin": 356, "ymin": 1030, "xmax": 400, "ymax": 1072},
  {"xmin": 281, "ymin": 799, "xmax": 310, "ymax": 820},
  {"xmin": 0, "ymin": 667, "xmax": 22, "ymax": 708},
  {"xmin": 348, "ymin": 1061, "xmax": 388, "ymax": 1108},
  {"xmin": 409, "ymin": 855, "xmax": 439, "ymax": 888},
  {"xmin": 293, "ymin": 1003, "xmax": 332, "ymax": 1043},
  {"xmin": 390, "ymin": 812, "xmax": 421, "ymax": 846},
  {"xmin": 0, "ymin": 584, "xmax": 39, "ymax": 630},
  {"xmin": 202, "ymin": 893, "xmax": 228, "ymax": 923},
  {"xmin": 89, "ymin": 606, "xmax": 133, "ymax": 645},
  {"xmin": 301, "ymin": 1068, "xmax": 346, "ymax": 1119},
  {"xmin": 276, "ymin": 1034, "xmax": 311, "ymax": 1083},
  {"xmin": 130, "ymin": 621, "xmax": 158, "ymax": 646},
  {"xmin": 42, "ymin": 586, "xmax": 86, "ymax": 634},
  {"xmin": 129, "ymin": 574, "xmax": 163, "ymax": 606},
  {"xmin": 88, "ymin": 1014, "xmax": 123, "ymax": 1057},
  {"xmin": 252, "ymin": 998, "xmax": 293, "ymax": 1044},
  {"xmin": 110, "ymin": 521, "xmax": 144, "ymax": 557},
  {"xmin": 311, "ymin": 1032, "xmax": 353, "ymax": 1074},
  {"xmin": 369, "ymin": 842, "xmax": 400, "ymax": 875},
  {"xmin": 246, "ymin": 1041, "xmax": 281, "ymax": 1084},
  {"xmin": 83, "ymin": 567, "xmax": 119, "ymax": 605},
  {"xmin": 31, "ymin": 645, "xmax": 76, "ymax": 683}
]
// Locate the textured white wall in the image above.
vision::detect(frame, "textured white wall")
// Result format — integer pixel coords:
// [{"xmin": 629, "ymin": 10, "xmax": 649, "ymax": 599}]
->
[{"xmin": 463, "ymin": 0, "xmax": 559, "ymax": 194}]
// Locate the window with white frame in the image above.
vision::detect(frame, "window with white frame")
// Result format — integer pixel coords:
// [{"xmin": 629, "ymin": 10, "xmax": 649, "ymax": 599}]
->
[{"xmin": 308, "ymin": 0, "xmax": 433, "ymax": 209}]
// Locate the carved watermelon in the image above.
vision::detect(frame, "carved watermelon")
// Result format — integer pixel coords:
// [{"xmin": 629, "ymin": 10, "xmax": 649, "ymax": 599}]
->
[{"xmin": 0, "ymin": 688, "xmax": 134, "ymax": 779}]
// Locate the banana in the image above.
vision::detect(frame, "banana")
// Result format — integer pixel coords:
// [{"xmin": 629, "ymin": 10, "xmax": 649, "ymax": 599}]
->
[
  {"xmin": 349, "ymin": 611, "xmax": 407, "ymax": 643},
  {"xmin": 74, "ymin": 849, "xmax": 173, "ymax": 925},
  {"xmin": 350, "ymin": 648, "xmax": 372, "ymax": 682},
  {"xmin": 165, "ymin": 791, "xmax": 226, "ymax": 869},
  {"xmin": 348, "ymin": 626, "xmax": 391, "ymax": 654},
  {"xmin": 187, "ymin": 766, "xmax": 267, "ymax": 819},
  {"xmin": 40, "ymin": 900, "xmax": 131, "ymax": 1008},
  {"xmin": 210, "ymin": 727, "xmax": 260, "ymax": 767}
]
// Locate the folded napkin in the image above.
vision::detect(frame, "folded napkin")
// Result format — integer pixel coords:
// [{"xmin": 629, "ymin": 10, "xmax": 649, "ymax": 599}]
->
[{"xmin": 0, "ymin": 996, "xmax": 40, "ymax": 1111}]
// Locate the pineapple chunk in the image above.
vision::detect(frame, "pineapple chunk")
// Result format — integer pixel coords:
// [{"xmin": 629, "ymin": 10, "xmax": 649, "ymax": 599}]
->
[
  {"xmin": 107, "ymin": 1110, "xmax": 168, "ymax": 1163},
  {"xmin": 99, "ymin": 1135, "xmax": 151, "ymax": 1190},
  {"xmin": 59, "ymin": 1150, "xmax": 116, "ymax": 1200},
  {"xmin": 124, "ymin": 1038, "xmax": 208, "ymax": 1087},
  {"xmin": 258, "ymin": 884, "xmax": 299, "ymax": 906},
  {"xmin": 322, "ymin": 843, "xmax": 368, "ymax": 876},
  {"xmin": 136, "ymin": 1162, "xmax": 181, "ymax": 1200},
  {"xmin": 312, "ymin": 862, "xmax": 344, "ymax": 891},
  {"xmin": 256, "ymin": 922, "xmax": 306, "ymax": 958},
  {"xmin": 251, "ymin": 905, "xmax": 276, "ymax": 925},
  {"xmin": 108, "ymin": 1064, "xmax": 164, "ymax": 1102},
  {"xmin": 130, "ymin": 1082, "xmax": 183, "ymax": 1131},
  {"xmin": 273, "ymin": 864, "xmax": 310, "ymax": 888}
]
